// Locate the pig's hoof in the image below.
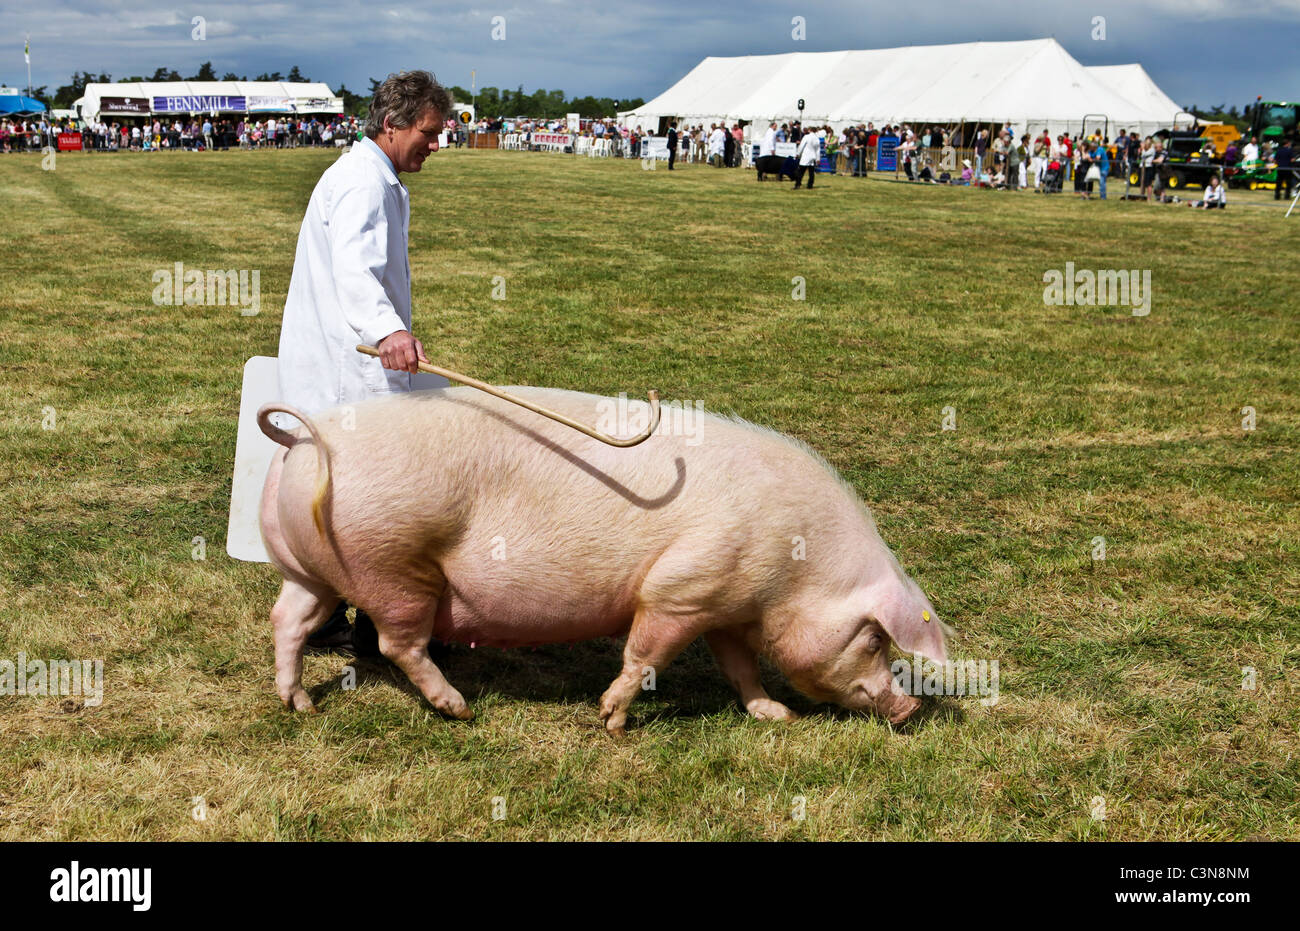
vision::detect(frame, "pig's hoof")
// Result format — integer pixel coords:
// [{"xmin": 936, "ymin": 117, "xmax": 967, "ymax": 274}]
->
[
  {"xmin": 437, "ymin": 696, "xmax": 473, "ymax": 720},
  {"xmin": 746, "ymin": 699, "xmax": 799, "ymax": 722},
  {"xmin": 284, "ymin": 690, "xmax": 316, "ymax": 713},
  {"xmin": 599, "ymin": 707, "xmax": 628, "ymax": 737}
]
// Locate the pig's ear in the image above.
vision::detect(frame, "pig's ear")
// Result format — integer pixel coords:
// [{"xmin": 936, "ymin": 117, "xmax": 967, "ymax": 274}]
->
[{"xmin": 878, "ymin": 604, "xmax": 949, "ymax": 665}]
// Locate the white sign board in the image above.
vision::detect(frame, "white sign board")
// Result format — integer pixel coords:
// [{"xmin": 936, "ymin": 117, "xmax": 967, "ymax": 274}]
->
[
  {"xmin": 226, "ymin": 356, "xmax": 450, "ymax": 563},
  {"xmin": 227, "ymin": 356, "xmax": 281, "ymax": 563},
  {"xmin": 566, "ymin": 112, "xmax": 581, "ymax": 133},
  {"xmin": 641, "ymin": 136, "xmax": 670, "ymax": 159},
  {"xmin": 775, "ymin": 142, "xmax": 797, "ymax": 157}
]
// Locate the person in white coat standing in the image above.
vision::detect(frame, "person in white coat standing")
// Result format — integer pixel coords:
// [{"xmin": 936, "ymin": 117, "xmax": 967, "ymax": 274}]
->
[
  {"xmin": 708, "ymin": 123, "xmax": 727, "ymax": 167},
  {"xmin": 794, "ymin": 128, "xmax": 823, "ymax": 189},
  {"xmin": 277, "ymin": 69, "xmax": 452, "ymax": 655}
]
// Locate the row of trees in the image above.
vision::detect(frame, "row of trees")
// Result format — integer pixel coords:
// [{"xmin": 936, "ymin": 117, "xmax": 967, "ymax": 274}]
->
[
  {"xmin": 440, "ymin": 84, "xmax": 643, "ymax": 119},
  {"xmin": 25, "ymin": 64, "xmax": 642, "ymax": 120},
  {"xmin": 1184, "ymin": 103, "xmax": 1260, "ymax": 133}
]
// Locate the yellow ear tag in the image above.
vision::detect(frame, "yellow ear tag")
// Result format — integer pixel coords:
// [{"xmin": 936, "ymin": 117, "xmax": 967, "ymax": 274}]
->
[{"xmin": 922, "ymin": 610, "xmax": 931, "ymax": 623}]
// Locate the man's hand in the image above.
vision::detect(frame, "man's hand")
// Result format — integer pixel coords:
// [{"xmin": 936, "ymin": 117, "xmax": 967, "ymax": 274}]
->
[{"xmin": 376, "ymin": 330, "xmax": 429, "ymax": 374}]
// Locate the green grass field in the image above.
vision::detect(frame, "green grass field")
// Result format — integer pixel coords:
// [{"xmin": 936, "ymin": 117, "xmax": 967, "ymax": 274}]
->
[{"xmin": 1, "ymin": 146, "xmax": 1297, "ymax": 840}]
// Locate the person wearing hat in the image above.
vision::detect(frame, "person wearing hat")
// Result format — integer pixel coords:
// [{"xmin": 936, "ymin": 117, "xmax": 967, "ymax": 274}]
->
[{"xmin": 960, "ymin": 157, "xmax": 973, "ymax": 185}]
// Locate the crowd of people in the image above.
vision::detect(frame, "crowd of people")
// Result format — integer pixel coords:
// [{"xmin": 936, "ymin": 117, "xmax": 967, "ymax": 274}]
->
[
  {"xmin": 496, "ymin": 114, "xmax": 1295, "ymax": 206},
  {"xmin": 75, "ymin": 115, "xmax": 368, "ymax": 151},
  {"xmin": 0, "ymin": 117, "xmax": 53, "ymax": 152},
  {"xmin": 0, "ymin": 113, "xmax": 450, "ymax": 153},
  {"xmin": 8, "ymin": 106, "xmax": 1293, "ymax": 207}
]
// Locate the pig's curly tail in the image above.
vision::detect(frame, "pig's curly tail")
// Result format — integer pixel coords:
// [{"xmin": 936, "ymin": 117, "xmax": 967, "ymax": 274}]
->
[{"xmin": 256, "ymin": 403, "xmax": 331, "ymax": 536}]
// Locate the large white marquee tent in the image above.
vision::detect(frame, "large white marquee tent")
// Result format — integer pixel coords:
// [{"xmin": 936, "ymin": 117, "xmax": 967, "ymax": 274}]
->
[
  {"xmin": 619, "ymin": 39, "xmax": 1186, "ymax": 139},
  {"xmin": 1084, "ymin": 64, "xmax": 1185, "ymax": 124}
]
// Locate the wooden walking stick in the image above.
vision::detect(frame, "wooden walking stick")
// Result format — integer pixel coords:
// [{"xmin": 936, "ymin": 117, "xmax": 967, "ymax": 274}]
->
[{"xmin": 356, "ymin": 345, "xmax": 661, "ymax": 448}]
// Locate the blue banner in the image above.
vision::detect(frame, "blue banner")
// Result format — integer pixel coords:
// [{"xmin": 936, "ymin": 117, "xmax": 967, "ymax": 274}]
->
[{"xmin": 876, "ymin": 134, "xmax": 900, "ymax": 171}]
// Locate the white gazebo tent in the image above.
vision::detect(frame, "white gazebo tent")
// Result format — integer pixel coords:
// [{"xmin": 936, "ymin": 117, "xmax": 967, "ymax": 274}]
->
[
  {"xmin": 619, "ymin": 39, "xmax": 1182, "ymax": 140},
  {"xmin": 74, "ymin": 81, "xmax": 343, "ymax": 122}
]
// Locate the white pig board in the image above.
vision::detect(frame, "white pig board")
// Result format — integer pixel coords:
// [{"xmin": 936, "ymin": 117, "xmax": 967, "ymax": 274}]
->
[
  {"xmin": 226, "ymin": 356, "xmax": 450, "ymax": 563},
  {"xmin": 227, "ymin": 356, "xmax": 280, "ymax": 562}
]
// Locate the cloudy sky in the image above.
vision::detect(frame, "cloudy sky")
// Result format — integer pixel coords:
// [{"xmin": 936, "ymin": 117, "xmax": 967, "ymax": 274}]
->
[{"xmin": 3, "ymin": 0, "xmax": 1298, "ymax": 112}]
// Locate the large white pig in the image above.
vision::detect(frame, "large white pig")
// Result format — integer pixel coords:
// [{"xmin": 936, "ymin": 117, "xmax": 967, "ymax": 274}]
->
[{"xmin": 257, "ymin": 388, "xmax": 949, "ymax": 734}]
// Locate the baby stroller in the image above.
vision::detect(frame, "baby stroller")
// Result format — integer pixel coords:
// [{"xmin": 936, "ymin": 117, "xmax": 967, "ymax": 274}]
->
[{"xmin": 1042, "ymin": 159, "xmax": 1064, "ymax": 193}]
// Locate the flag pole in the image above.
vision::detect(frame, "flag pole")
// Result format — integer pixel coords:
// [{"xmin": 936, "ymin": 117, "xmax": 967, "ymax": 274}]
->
[{"xmin": 25, "ymin": 34, "xmax": 32, "ymax": 100}]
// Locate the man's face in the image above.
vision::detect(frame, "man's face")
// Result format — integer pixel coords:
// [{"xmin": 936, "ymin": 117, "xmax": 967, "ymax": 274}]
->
[{"xmin": 384, "ymin": 108, "xmax": 443, "ymax": 173}]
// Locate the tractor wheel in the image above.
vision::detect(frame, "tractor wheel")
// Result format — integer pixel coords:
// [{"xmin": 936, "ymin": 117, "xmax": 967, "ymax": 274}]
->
[
  {"xmin": 1129, "ymin": 171, "xmax": 1141, "ymax": 186},
  {"xmin": 1168, "ymin": 172, "xmax": 1185, "ymax": 189}
]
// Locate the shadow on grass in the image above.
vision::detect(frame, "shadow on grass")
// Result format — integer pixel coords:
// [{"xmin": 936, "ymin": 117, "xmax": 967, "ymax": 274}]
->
[
  {"xmin": 304, "ymin": 638, "xmax": 742, "ymax": 719},
  {"xmin": 301, "ymin": 637, "xmax": 962, "ymax": 731},
  {"xmin": 811, "ymin": 695, "xmax": 967, "ymax": 732}
]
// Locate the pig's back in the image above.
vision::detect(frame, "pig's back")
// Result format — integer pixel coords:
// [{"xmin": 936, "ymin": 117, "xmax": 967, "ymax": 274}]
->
[{"xmin": 292, "ymin": 387, "xmax": 855, "ymax": 645}]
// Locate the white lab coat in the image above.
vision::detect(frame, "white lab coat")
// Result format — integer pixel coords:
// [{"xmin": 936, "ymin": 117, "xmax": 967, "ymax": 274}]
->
[
  {"xmin": 797, "ymin": 132, "xmax": 821, "ymax": 166},
  {"xmin": 759, "ymin": 127, "xmax": 777, "ymax": 157},
  {"xmin": 277, "ymin": 135, "xmax": 412, "ymax": 416},
  {"xmin": 709, "ymin": 128, "xmax": 726, "ymax": 157}
]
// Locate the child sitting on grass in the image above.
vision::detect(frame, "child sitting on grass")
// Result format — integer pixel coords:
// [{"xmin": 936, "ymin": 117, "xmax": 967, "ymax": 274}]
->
[{"xmin": 1186, "ymin": 174, "xmax": 1227, "ymax": 209}]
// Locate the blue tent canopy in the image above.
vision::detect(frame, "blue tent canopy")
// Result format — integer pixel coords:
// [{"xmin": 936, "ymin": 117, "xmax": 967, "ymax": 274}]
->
[{"xmin": 0, "ymin": 94, "xmax": 48, "ymax": 115}]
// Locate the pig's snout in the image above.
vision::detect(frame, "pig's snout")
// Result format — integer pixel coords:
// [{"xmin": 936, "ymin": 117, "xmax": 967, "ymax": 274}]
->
[
  {"xmin": 844, "ymin": 675, "xmax": 922, "ymax": 725},
  {"xmin": 886, "ymin": 693, "xmax": 921, "ymax": 725}
]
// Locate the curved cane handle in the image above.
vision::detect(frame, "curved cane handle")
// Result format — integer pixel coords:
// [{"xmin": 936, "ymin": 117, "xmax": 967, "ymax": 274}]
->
[{"xmin": 356, "ymin": 345, "xmax": 660, "ymax": 448}]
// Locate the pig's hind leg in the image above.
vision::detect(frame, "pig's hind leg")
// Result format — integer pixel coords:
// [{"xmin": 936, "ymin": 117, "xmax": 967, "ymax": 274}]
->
[
  {"xmin": 272, "ymin": 578, "xmax": 338, "ymax": 712},
  {"xmin": 705, "ymin": 629, "xmax": 799, "ymax": 722}
]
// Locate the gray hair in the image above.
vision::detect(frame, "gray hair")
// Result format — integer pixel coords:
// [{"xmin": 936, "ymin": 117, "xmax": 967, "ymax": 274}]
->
[{"xmin": 364, "ymin": 70, "xmax": 453, "ymax": 139}]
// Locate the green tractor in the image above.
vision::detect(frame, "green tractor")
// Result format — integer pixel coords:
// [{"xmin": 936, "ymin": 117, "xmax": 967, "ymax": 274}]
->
[{"xmin": 1229, "ymin": 99, "xmax": 1298, "ymax": 190}]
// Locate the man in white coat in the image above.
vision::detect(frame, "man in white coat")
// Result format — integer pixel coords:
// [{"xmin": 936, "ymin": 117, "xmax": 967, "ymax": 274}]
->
[
  {"xmin": 277, "ymin": 69, "xmax": 451, "ymax": 654},
  {"xmin": 708, "ymin": 123, "xmax": 726, "ymax": 167},
  {"xmin": 793, "ymin": 128, "xmax": 823, "ymax": 189},
  {"xmin": 759, "ymin": 122, "xmax": 778, "ymax": 158}
]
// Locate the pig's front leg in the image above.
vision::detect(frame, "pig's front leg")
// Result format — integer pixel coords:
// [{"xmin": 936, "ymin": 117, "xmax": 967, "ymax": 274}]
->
[
  {"xmin": 705, "ymin": 628, "xmax": 800, "ymax": 722},
  {"xmin": 368, "ymin": 585, "xmax": 472, "ymax": 721},
  {"xmin": 598, "ymin": 609, "xmax": 699, "ymax": 737}
]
